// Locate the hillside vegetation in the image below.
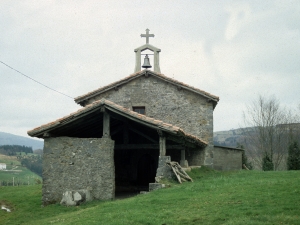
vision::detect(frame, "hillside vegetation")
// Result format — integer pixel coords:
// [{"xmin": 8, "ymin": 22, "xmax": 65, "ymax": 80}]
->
[
  {"xmin": 213, "ymin": 128, "xmax": 251, "ymax": 147},
  {"xmin": 1, "ymin": 168, "xmax": 299, "ymax": 225},
  {"xmin": 0, "ymin": 144, "xmax": 43, "ymax": 177},
  {"xmin": 0, "ymin": 154, "xmax": 41, "ymax": 185}
]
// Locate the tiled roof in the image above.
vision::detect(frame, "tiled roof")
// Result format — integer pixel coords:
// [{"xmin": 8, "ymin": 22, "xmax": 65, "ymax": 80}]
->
[
  {"xmin": 28, "ymin": 98, "xmax": 207, "ymax": 147},
  {"xmin": 74, "ymin": 70, "xmax": 219, "ymax": 105}
]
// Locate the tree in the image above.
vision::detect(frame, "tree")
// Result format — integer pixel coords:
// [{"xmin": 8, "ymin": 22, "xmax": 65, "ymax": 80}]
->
[
  {"xmin": 287, "ymin": 141, "xmax": 300, "ymax": 170},
  {"xmin": 0, "ymin": 145, "xmax": 33, "ymax": 156},
  {"xmin": 242, "ymin": 95, "xmax": 299, "ymax": 170}
]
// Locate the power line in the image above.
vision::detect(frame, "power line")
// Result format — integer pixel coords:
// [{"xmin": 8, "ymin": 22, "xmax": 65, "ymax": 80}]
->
[{"xmin": 0, "ymin": 60, "xmax": 74, "ymax": 99}]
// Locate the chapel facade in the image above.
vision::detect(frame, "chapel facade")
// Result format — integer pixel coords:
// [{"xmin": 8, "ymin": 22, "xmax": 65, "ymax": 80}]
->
[{"xmin": 28, "ymin": 29, "xmax": 243, "ymax": 205}]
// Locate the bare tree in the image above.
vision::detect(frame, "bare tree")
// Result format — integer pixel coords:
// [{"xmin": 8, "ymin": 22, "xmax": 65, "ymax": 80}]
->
[{"xmin": 242, "ymin": 95, "xmax": 299, "ymax": 170}]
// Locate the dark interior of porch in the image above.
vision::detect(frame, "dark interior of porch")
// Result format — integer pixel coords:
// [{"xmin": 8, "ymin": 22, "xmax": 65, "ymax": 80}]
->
[{"xmin": 40, "ymin": 108, "xmax": 186, "ymax": 197}]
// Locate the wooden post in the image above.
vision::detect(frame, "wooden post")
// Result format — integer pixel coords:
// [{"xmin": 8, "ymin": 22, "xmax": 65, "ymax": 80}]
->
[
  {"xmin": 103, "ymin": 111, "xmax": 110, "ymax": 138},
  {"xmin": 159, "ymin": 136, "xmax": 166, "ymax": 156},
  {"xmin": 180, "ymin": 149, "xmax": 188, "ymax": 168},
  {"xmin": 181, "ymin": 150, "xmax": 185, "ymax": 161}
]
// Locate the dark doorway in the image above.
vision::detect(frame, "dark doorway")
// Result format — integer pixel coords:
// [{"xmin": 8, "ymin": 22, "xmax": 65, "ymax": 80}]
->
[
  {"xmin": 137, "ymin": 154, "xmax": 156, "ymax": 187},
  {"xmin": 112, "ymin": 118, "xmax": 160, "ymax": 198},
  {"xmin": 114, "ymin": 149, "xmax": 158, "ymax": 199}
]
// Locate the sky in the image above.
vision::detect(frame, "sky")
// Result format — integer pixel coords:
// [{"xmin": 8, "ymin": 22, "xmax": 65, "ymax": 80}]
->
[{"xmin": 0, "ymin": 0, "xmax": 299, "ymax": 139}]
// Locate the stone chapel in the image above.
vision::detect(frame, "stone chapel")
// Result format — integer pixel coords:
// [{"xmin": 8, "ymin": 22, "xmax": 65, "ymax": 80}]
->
[{"xmin": 28, "ymin": 29, "xmax": 243, "ymax": 205}]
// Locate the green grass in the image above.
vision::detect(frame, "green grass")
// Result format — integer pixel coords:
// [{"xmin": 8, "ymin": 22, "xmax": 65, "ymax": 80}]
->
[
  {"xmin": 0, "ymin": 154, "xmax": 41, "ymax": 185},
  {"xmin": 1, "ymin": 168, "xmax": 300, "ymax": 225}
]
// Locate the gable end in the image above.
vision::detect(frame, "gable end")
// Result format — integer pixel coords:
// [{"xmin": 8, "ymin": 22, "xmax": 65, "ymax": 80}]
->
[{"xmin": 75, "ymin": 70, "xmax": 219, "ymax": 108}]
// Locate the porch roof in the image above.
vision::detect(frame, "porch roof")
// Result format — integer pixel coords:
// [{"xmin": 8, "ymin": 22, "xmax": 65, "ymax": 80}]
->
[{"xmin": 28, "ymin": 98, "xmax": 207, "ymax": 147}]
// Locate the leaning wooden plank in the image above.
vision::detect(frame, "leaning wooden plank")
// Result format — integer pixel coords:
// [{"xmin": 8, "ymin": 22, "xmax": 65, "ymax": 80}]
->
[
  {"xmin": 172, "ymin": 165, "xmax": 182, "ymax": 184},
  {"xmin": 167, "ymin": 162, "xmax": 182, "ymax": 184},
  {"xmin": 181, "ymin": 177, "xmax": 187, "ymax": 182},
  {"xmin": 172, "ymin": 161, "xmax": 193, "ymax": 182},
  {"xmin": 176, "ymin": 170, "xmax": 193, "ymax": 182},
  {"xmin": 178, "ymin": 168, "xmax": 193, "ymax": 182}
]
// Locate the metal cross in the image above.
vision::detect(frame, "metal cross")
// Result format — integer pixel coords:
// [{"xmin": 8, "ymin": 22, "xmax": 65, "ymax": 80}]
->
[{"xmin": 140, "ymin": 29, "xmax": 154, "ymax": 44}]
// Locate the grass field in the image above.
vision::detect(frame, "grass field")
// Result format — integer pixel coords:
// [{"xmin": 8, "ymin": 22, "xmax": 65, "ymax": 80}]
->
[
  {"xmin": 0, "ymin": 154, "xmax": 41, "ymax": 185},
  {"xmin": 0, "ymin": 168, "xmax": 299, "ymax": 225}
]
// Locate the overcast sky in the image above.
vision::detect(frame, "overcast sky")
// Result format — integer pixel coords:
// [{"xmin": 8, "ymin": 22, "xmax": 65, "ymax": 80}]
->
[{"xmin": 1, "ymin": 0, "xmax": 299, "ymax": 139}]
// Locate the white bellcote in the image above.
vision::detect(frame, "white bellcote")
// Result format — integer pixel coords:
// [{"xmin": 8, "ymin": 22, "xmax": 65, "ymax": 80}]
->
[{"xmin": 134, "ymin": 29, "xmax": 161, "ymax": 73}]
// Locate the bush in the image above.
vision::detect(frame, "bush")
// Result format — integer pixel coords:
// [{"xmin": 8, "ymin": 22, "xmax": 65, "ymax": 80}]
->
[
  {"xmin": 262, "ymin": 154, "xmax": 274, "ymax": 171},
  {"xmin": 287, "ymin": 141, "xmax": 300, "ymax": 170}
]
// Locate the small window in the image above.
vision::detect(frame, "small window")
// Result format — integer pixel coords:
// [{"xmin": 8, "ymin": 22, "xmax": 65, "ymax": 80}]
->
[{"xmin": 133, "ymin": 106, "xmax": 145, "ymax": 115}]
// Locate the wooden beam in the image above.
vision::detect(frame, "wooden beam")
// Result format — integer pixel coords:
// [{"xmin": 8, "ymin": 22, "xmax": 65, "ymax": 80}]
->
[
  {"xmin": 53, "ymin": 115, "xmax": 101, "ymax": 135},
  {"xmin": 105, "ymin": 106, "xmax": 177, "ymax": 134},
  {"xmin": 31, "ymin": 107, "xmax": 101, "ymax": 137},
  {"xmin": 159, "ymin": 135, "xmax": 166, "ymax": 156},
  {"xmin": 181, "ymin": 149, "xmax": 185, "ymax": 161},
  {"xmin": 103, "ymin": 111, "xmax": 110, "ymax": 138},
  {"xmin": 65, "ymin": 112, "xmax": 101, "ymax": 131},
  {"xmin": 128, "ymin": 126, "xmax": 157, "ymax": 143},
  {"xmin": 115, "ymin": 144, "xmax": 183, "ymax": 150},
  {"xmin": 107, "ymin": 110, "xmax": 127, "ymax": 123},
  {"xmin": 43, "ymin": 132, "xmax": 54, "ymax": 138},
  {"xmin": 166, "ymin": 135, "xmax": 198, "ymax": 148},
  {"xmin": 166, "ymin": 135, "xmax": 184, "ymax": 144}
]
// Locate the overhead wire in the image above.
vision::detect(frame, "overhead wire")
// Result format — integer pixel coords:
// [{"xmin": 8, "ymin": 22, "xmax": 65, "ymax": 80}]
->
[{"xmin": 0, "ymin": 60, "xmax": 74, "ymax": 99}]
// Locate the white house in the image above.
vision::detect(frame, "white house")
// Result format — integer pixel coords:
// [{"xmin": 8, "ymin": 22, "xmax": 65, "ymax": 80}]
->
[{"xmin": 0, "ymin": 163, "xmax": 6, "ymax": 170}]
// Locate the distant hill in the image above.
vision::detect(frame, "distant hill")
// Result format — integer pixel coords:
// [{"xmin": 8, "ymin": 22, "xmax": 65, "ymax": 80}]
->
[
  {"xmin": 214, "ymin": 125, "xmax": 300, "ymax": 148},
  {"xmin": 213, "ymin": 128, "xmax": 251, "ymax": 148},
  {"xmin": 0, "ymin": 132, "xmax": 43, "ymax": 150}
]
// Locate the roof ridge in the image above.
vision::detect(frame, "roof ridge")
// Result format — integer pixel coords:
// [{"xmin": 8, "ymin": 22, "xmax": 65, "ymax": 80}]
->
[{"xmin": 74, "ymin": 70, "xmax": 219, "ymax": 105}]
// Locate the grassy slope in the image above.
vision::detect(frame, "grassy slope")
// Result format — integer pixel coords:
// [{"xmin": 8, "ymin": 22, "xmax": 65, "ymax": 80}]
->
[
  {"xmin": 0, "ymin": 154, "xmax": 41, "ymax": 184},
  {"xmin": 0, "ymin": 168, "xmax": 299, "ymax": 225}
]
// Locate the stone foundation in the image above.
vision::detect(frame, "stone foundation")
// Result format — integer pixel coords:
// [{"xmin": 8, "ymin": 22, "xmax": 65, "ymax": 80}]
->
[{"xmin": 155, "ymin": 156, "xmax": 173, "ymax": 179}]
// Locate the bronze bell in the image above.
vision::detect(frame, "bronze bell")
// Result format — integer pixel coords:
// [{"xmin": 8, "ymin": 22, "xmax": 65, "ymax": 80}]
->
[{"xmin": 142, "ymin": 54, "xmax": 152, "ymax": 69}]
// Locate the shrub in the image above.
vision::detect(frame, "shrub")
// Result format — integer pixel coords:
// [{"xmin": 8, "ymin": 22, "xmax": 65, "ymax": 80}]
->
[
  {"xmin": 287, "ymin": 141, "xmax": 300, "ymax": 170},
  {"xmin": 262, "ymin": 154, "xmax": 274, "ymax": 171}
]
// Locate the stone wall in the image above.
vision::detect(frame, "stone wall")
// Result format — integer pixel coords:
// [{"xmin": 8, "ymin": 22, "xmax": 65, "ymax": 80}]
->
[
  {"xmin": 213, "ymin": 146, "xmax": 243, "ymax": 171},
  {"xmin": 42, "ymin": 137, "xmax": 114, "ymax": 205},
  {"xmin": 186, "ymin": 148, "xmax": 206, "ymax": 166},
  {"xmin": 166, "ymin": 147, "xmax": 205, "ymax": 166},
  {"xmin": 85, "ymin": 75, "xmax": 214, "ymax": 167},
  {"xmin": 85, "ymin": 75, "xmax": 214, "ymax": 145}
]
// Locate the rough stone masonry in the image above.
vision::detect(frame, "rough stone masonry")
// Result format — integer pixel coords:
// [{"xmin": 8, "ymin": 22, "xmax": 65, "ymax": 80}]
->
[
  {"xmin": 82, "ymin": 74, "xmax": 214, "ymax": 166},
  {"xmin": 42, "ymin": 137, "xmax": 114, "ymax": 205}
]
